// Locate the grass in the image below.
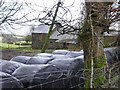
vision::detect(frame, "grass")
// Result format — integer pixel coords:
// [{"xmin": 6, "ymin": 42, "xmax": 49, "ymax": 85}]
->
[
  {"xmin": 0, "ymin": 43, "xmax": 19, "ymax": 49},
  {"xmin": 0, "ymin": 42, "xmax": 54, "ymax": 53},
  {"xmin": 0, "ymin": 42, "xmax": 32, "ymax": 51},
  {"xmin": 102, "ymin": 75, "xmax": 119, "ymax": 88},
  {"xmin": 0, "ymin": 43, "xmax": 29, "ymax": 48}
]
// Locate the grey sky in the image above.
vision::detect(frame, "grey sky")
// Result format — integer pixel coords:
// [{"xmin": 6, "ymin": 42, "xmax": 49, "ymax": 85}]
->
[
  {"xmin": 0, "ymin": 0, "xmax": 119, "ymax": 36},
  {"xmin": 1, "ymin": 0, "xmax": 83, "ymax": 36}
]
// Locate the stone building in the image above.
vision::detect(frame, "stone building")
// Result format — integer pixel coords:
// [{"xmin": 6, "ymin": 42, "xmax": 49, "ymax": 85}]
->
[
  {"xmin": 32, "ymin": 24, "xmax": 49, "ymax": 49},
  {"xmin": 32, "ymin": 24, "xmax": 77, "ymax": 49}
]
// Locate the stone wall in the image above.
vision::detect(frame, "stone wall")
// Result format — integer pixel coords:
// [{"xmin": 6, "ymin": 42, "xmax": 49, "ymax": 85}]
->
[{"xmin": 32, "ymin": 33, "xmax": 47, "ymax": 49}]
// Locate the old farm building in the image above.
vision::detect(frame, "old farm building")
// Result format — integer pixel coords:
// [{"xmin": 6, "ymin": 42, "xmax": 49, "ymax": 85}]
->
[{"xmin": 32, "ymin": 24, "xmax": 77, "ymax": 49}]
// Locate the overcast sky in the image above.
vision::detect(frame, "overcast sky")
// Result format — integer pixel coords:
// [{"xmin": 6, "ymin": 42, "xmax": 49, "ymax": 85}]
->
[
  {"xmin": 1, "ymin": 0, "xmax": 83, "ymax": 36},
  {"xmin": 1, "ymin": 0, "xmax": 119, "ymax": 36}
]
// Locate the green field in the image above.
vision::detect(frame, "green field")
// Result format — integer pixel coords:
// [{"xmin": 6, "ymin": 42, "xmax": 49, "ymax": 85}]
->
[
  {"xmin": 0, "ymin": 43, "xmax": 31, "ymax": 48},
  {"xmin": 0, "ymin": 42, "xmax": 54, "ymax": 53},
  {"xmin": 0, "ymin": 43, "xmax": 20, "ymax": 49},
  {"xmin": 0, "ymin": 42, "xmax": 32, "ymax": 51}
]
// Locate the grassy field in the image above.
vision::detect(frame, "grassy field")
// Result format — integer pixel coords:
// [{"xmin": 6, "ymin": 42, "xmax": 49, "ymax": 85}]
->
[
  {"xmin": 0, "ymin": 42, "xmax": 31, "ymax": 49},
  {"xmin": 0, "ymin": 43, "xmax": 20, "ymax": 49},
  {"xmin": 0, "ymin": 42, "xmax": 54, "ymax": 53}
]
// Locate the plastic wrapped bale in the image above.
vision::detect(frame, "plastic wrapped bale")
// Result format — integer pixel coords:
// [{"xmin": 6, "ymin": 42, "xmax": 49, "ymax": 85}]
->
[
  {"xmin": 0, "ymin": 71, "xmax": 23, "ymax": 90},
  {"xmin": 0, "ymin": 59, "xmax": 7, "ymax": 64},
  {"xmin": 52, "ymin": 54, "xmax": 70, "ymax": 59},
  {"xmin": 74, "ymin": 55, "xmax": 84, "ymax": 75},
  {"xmin": 79, "ymin": 49, "xmax": 84, "ymax": 54},
  {"xmin": 0, "ymin": 61, "xmax": 25, "ymax": 74},
  {"xmin": 75, "ymin": 55, "xmax": 84, "ymax": 60},
  {"xmin": 74, "ymin": 55, "xmax": 84, "ymax": 88},
  {"xmin": 117, "ymin": 47, "xmax": 120, "ymax": 60},
  {"xmin": 110, "ymin": 47, "xmax": 119, "ymax": 62},
  {"xmin": 39, "ymin": 74, "xmax": 70, "ymax": 89},
  {"xmin": 48, "ymin": 58, "xmax": 84, "ymax": 89},
  {"xmin": 10, "ymin": 56, "xmax": 31, "ymax": 64},
  {"xmin": 12, "ymin": 64, "xmax": 58, "ymax": 88},
  {"xmin": 66, "ymin": 51, "xmax": 84, "ymax": 58},
  {"xmin": 26, "ymin": 56, "xmax": 53, "ymax": 64},
  {"xmin": 35, "ymin": 53, "xmax": 53, "ymax": 58},
  {"xmin": 104, "ymin": 47, "xmax": 118, "ymax": 64},
  {"xmin": 48, "ymin": 58, "xmax": 84, "ymax": 75},
  {"xmin": 104, "ymin": 47, "xmax": 119, "ymax": 78},
  {"xmin": 0, "ymin": 60, "xmax": 8, "ymax": 71},
  {"xmin": 29, "ymin": 65, "xmax": 61, "ymax": 89},
  {"xmin": 65, "ymin": 75, "xmax": 84, "ymax": 89},
  {"xmin": 52, "ymin": 50, "xmax": 70, "ymax": 55},
  {"xmin": 12, "ymin": 64, "xmax": 48, "ymax": 88},
  {"xmin": 104, "ymin": 50, "xmax": 112, "ymax": 64},
  {"xmin": 0, "ymin": 59, "xmax": 3, "ymax": 63}
]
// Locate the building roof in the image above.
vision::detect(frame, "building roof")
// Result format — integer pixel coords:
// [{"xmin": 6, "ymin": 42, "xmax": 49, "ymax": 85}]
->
[
  {"xmin": 32, "ymin": 24, "xmax": 50, "ymax": 34},
  {"xmin": 105, "ymin": 21, "xmax": 120, "ymax": 36},
  {"xmin": 104, "ymin": 31, "xmax": 119, "ymax": 36},
  {"xmin": 50, "ymin": 30, "xmax": 77, "ymax": 43},
  {"xmin": 32, "ymin": 24, "xmax": 78, "ymax": 43}
]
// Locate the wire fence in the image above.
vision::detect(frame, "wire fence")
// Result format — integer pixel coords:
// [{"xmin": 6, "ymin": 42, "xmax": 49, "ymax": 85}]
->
[{"xmin": 1, "ymin": 61, "xmax": 119, "ymax": 90}]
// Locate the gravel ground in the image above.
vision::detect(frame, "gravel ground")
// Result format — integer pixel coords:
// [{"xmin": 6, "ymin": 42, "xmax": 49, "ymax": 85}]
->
[{"xmin": 0, "ymin": 50, "xmax": 36, "ymax": 60}]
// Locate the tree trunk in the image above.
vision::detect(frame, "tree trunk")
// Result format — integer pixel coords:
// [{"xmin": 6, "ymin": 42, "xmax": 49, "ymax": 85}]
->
[
  {"xmin": 83, "ymin": 1, "xmax": 112, "ymax": 88},
  {"xmin": 41, "ymin": 0, "xmax": 61, "ymax": 53}
]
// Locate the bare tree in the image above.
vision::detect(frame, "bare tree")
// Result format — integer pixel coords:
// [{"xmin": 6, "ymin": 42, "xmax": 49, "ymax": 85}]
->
[
  {"xmin": 0, "ymin": 0, "xmax": 40, "ymax": 34},
  {"xmin": 38, "ymin": 0, "xmax": 120, "ymax": 88},
  {"xmin": 24, "ymin": 1, "xmax": 119, "ymax": 88},
  {"xmin": 0, "ymin": 0, "xmax": 23, "ymax": 29},
  {"xmin": 0, "ymin": 0, "xmax": 119, "ymax": 88},
  {"xmin": 41, "ymin": 0, "xmax": 62, "ymax": 53},
  {"xmin": 84, "ymin": 0, "xmax": 120, "ymax": 88}
]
